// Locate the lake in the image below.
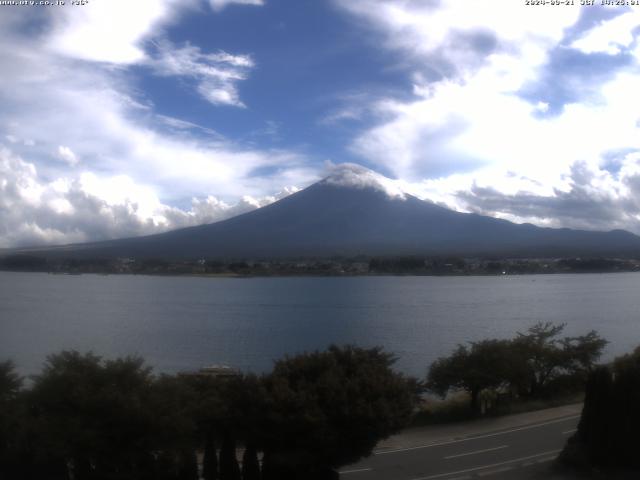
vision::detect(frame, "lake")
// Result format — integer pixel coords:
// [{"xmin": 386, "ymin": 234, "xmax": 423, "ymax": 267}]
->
[{"xmin": 1, "ymin": 271, "xmax": 640, "ymax": 378}]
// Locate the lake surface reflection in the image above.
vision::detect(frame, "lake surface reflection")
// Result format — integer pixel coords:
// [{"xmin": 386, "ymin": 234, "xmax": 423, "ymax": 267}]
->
[{"xmin": 2, "ymin": 272, "xmax": 639, "ymax": 377}]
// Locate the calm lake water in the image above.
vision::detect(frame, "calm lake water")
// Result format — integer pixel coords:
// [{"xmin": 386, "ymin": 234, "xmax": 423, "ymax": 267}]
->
[{"xmin": 1, "ymin": 271, "xmax": 640, "ymax": 378}]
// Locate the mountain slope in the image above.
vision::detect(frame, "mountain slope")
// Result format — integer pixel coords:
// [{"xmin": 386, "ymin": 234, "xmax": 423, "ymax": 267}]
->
[{"xmin": 18, "ymin": 167, "xmax": 640, "ymax": 259}]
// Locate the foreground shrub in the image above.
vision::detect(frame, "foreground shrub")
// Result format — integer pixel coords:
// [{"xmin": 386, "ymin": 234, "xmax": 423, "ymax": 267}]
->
[
  {"xmin": 427, "ymin": 323, "xmax": 607, "ymax": 413},
  {"xmin": 260, "ymin": 345, "xmax": 420, "ymax": 478},
  {"xmin": 560, "ymin": 346, "xmax": 640, "ymax": 471},
  {"xmin": 0, "ymin": 346, "xmax": 419, "ymax": 480}
]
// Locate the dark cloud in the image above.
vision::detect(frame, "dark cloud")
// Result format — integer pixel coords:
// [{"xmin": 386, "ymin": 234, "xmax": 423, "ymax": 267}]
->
[
  {"xmin": 518, "ymin": 6, "xmax": 639, "ymax": 116},
  {"xmin": 417, "ymin": 28, "xmax": 500, "ymax": 80},
  {"xmin": 519, "ymin": 47, "xmax": 634, "ymax": 117},
  {"xmin": 457, "ymin": 162, "xmax": 640, "ymax": 233},
  {"xmin": 561, "ymin": 6, "xmax": 630, "ymax": 45},
  {"xmin": 451, "ymin": 29, "xmax": 498, "ymax": 56}
]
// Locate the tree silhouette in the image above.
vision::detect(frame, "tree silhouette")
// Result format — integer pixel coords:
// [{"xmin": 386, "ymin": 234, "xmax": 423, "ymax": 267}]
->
[
  {"xmin": 27, "ymin": 351, "xmax": 196, "ymax": 479},
  {"xmin": 428, "ymin": 323, "xmax": 608, "ymax": 410},
  {"xmin": 219, "ymin": 433, "xmax": 241, "ymax": 480},
  {"xmin": 427, "ymin": 340, "xmax": 513, "ymax": 412},
  {"xmin": 202, "ymin": 431, "xmax": 219, "ymax": 480},
  {"xmin": 562, "ymin": 346, "xmax": 640, "ymax": 471},
  {"xmin": 0, "ymin": 360, "xmax": 24, "ymax": 479},
  {"xmin": 242, "ymin": 443, "xmax": 261, "ymax": 480},
  {"xmin": 261, "ymin": 345, "xmax": 418, "ymax": 477}
]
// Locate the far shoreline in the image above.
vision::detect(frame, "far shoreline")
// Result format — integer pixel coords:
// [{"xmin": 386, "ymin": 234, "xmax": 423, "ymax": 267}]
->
[
  {"xmin": 2, "ymin": 253, "xmax": 640, "ymax": 277},
  {"xmin": 2, "ymin": 269, "xmax": 640, "ymax": 279}
]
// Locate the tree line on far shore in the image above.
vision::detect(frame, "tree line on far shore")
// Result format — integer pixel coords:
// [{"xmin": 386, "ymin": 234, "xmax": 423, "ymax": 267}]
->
[{"xmin": 3, "ymin": 254, "xmax": 638, "ymax": 276}]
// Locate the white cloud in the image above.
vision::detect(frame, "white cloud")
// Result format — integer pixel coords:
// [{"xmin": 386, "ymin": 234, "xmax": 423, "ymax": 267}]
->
[
  {"xmin": 209, "ymin": 0, "xmax": 264, "ymax": 12},
  {"xmin": 534, "ymin": 101, "xmax": 550, "ymax": 113},
  {"xmin": 336, "ymin": 0, "xmax": 578, "ymax": 69},
  {"xmin": 48, "ymin": 0, "xmax": 190, "ymax": 64},
  {"xmin": 43, "ymin": 1, "xmax": 254, "ymax": 107},
  {"xmin": 335, "ymin": 0, "xmax": 583, "ymax": 179},
  {"xmin": 56, "ymin": 146, "xmax": 79, "ymax": 166},
  {"xmin": 335, "ymin": 1, "xmax": 640, "ymax": 232},
  {"xmin": 322, "ymin": 162, "xmax": 407, "ymax": 199},
  {"xmin": 149, "ymin": 41, "xmax": 254, "ymax": 107},
  {"xmin": 45, "ymin": 0, "xmax": 264, "ymax": 66},
  {"xmin": 0, "ymin": 10, "xmax": 316, "ymax": 199},
  {"xmin": 0, "ymin": 146, "xmax": 299, "ymax": 248},
  {"xmin": 0, "ymin": 0, "xmax": 320, "ymax": 247},
  {"xmin": 451, "ymin": 157, "xmax": 640, "ymax": 233},
  {"xmin": 571, "ymin": 9, "xmax": 640, "ymax": 55}
]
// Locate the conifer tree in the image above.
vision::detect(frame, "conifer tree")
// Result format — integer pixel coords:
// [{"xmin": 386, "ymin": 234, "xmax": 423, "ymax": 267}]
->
[
  {"xmin": 577, "ymin": 366, "xmax": 613, "ymax": 466},
  {"xmin": 219, "ymin": 434, "xmax": 241, "ymax": 480},
  {"xmin": 177, "ymin": 449, "xmax": 199, "ymax": 480},
  {"xmin": 241, "ymin": 443, "xmax": 260, "ymax": 480},
  {"xmin": 203, "ymin": 432, "xmax": 219, "ymax": 480}
]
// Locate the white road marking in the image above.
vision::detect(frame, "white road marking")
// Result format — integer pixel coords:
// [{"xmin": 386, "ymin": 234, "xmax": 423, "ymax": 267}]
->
[
  {"xmin": 409, "ymin": 449, "xmax": 562, "ymax": 480},
  {"xmin": 375, "ymin": 415, "xmax": 579, "ymax": 455},
  {"xmin": 444, "ymin": 445, "xmax": 508, "ymax": 460},
  {"xmin": 535, "ymin": 456, "xmax": 557, "ymax": 464},
  {"xmin": 477, "ymin": 466, "xmax": 513, "ymax": 476},
  {"xmin": 339, "ymin": 467, "xmax": 373, "ymax": 474},
  {"xmin": 562, "ymin": 428, "xmax": 577, "ymax": 435}
]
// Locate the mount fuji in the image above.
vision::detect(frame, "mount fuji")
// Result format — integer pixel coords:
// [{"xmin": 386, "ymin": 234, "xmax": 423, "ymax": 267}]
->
[{"xmin": 17, "ymin": 165, "xmax": 640, "ymax": 259}]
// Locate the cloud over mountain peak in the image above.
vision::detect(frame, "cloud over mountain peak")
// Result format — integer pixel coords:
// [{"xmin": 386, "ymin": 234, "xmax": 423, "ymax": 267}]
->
[{"xmin": 321, "ymin": 163, "xmax": 407, "ymax": 200}]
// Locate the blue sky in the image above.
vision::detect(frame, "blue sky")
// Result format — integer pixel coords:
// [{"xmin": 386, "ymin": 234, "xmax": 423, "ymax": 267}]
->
[
  {"xmin": 143, "ymin": 0, "xmax": 407, "ymax": 167},
  {"xmin": 2, "ymin": 0, "xmax": 640, "ymax": 247}
]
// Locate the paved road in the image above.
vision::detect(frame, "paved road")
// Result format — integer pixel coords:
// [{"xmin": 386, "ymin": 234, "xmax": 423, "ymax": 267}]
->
[{"xmin": 340, "ymin": 405, "xmax": 581, "ymax": 480}]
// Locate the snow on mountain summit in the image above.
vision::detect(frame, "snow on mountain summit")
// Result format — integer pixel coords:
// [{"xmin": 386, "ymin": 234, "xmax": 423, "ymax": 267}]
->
[{"xmin": 320, "ymin": 163, "xmax": 407, "ymax": 200}]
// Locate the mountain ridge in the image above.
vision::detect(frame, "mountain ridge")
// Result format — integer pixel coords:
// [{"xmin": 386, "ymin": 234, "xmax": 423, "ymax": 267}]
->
[{"xmin": 10, "ymin": 166, "xmax": 640, "ymax": 259}]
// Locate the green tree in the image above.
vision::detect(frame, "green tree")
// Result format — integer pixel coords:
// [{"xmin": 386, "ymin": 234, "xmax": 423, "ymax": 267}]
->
[
  {"xmin": 241, "ymin": 443, "xmax": 260, "ymax": 480},
  {"xmin": 0, "ymin": 360, "xmax": 21, "ymax": 401},
  {"xmin": 202, "ymin": 431, "xmax": 219, "ymax": 480},
  {"xmin": 514, "ymin": 323, "xmax": 606, "ymax": 396},
  {"xmin": 609, "ymin": 346, "xmax": 640, "ymax": 467},
  {"xmin": 219, "ymin": 433, "xmax": 241, "ymax": 480},
  {"xmin": 150, "ymin": 374, "xmax": 199, "ymax": 459},
  {"xmin": 0, "ymin": 360, "xmax": 24, "ymax": 479},
  {"xmin": 428, "ymin": 324, "xmax": 608, "ymax": 411},
  {"xmin": 427, "ymin": 340, "xmax": 513, "ymax": 412},
  {"xmin": 186, "ymin": 373, "xmax": 266, "ymax": 480},
  {"xmin": 576, "ymin": 366, "xmax": 614, "ymax": 466},
  {"xmin": 177, "ymin": 449, "xmax": 199, "ymax": 480},
  {"xmin": 28, "ymin": 351, "xmax": 195, "ymax": 479},
  {"xmin": 561, "ymin": 330, "xmax": 609, "ymax": 376},
  {"xmin": 513, "ymin": 322, "xmax": 567, "ymax": 396},
  {"xmin": 261, "ymin": 345, "xmax": 418, "ymax": 478},
  {"xmin": 561, "ymin": 346, "xmax": 640, "ymax": 471}
]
